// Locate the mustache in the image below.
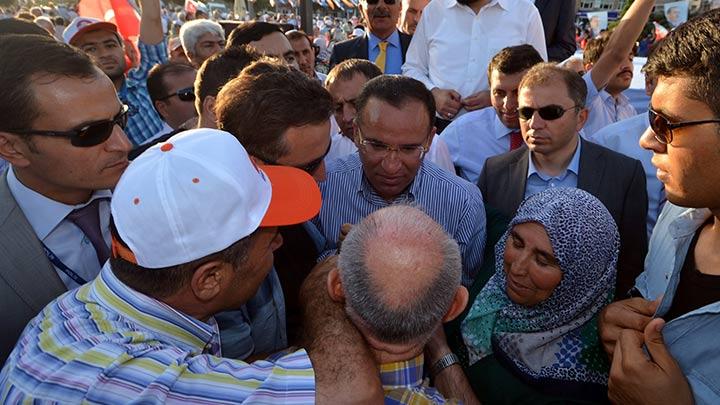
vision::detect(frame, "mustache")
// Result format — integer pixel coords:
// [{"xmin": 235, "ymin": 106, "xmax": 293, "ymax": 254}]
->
[
  {"xmin": 372, "ymin": 9, "xmax": 391, "ymax": 17},
  {"xmin": 617, "ymin": 68, "xmax": 633, "ymax": 76}
]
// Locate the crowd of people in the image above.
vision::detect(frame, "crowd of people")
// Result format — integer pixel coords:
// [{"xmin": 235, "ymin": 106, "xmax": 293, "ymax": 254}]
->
[{"xmin": 0, "ymin": 0, "xmax": 719, "ymax": 403}]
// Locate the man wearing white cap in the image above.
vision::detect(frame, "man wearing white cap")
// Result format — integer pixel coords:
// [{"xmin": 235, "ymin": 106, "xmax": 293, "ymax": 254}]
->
[
  {"xmin": 0, "ymin": 129, "xmax": 383, "ymax": 403},
  {"xmin": 63, "ymin": 0, "xmax": 168, "ymax": 146}
]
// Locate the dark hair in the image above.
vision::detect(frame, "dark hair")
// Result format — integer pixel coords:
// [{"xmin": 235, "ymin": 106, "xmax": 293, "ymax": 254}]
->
[
  {"xmin": 226, "ymin": 21, "xmax": 282, "ymax": 49},
  {"xmin": 146, "ymin": 61, "xmax": 197, "ymax": 113},
  {"xmin": 325, "ymin": 58, "xmax": 382, "ymax": 88},
  {"xmin": 355, "ymin": 75, "xmax": 436, "ymax": 131},
  {"xmin": 644, "ymin": 9, "xmax": 720, "ymax": 117},
  {"xmin": 583, "ymin": 29, "xmax": 638, "ymax": 66},
  {"xmin": 53, "ymin": 16, "xmax": 65, "ymax": 26},
  {"xmin": 194, "ymin": 45, "xmax": 261, "ymax": 112},
  {"xmin": 109, "ymin": 220, "xmax": 255, "ymax": 299},
  {"xmin": 487, "ymin": 44, "xmax": 544, "ymax": 85},
  {"xmin": 214, "ymin": 59, "xmax": 333, "ymax": 161},
  {"xmin": 285, "ymin": 29, "xmax": 312, "ymax": 48},
  {"xmin": 0, "ymin": 34, "xmax": 98, "ymax": 133},
  {"xmin": 519, "ymin": 62, "xmax": 588, "ymax": 109},
  {"xmin": 0, "ymin": 17, "xmax": 53, "ymax": 37}
]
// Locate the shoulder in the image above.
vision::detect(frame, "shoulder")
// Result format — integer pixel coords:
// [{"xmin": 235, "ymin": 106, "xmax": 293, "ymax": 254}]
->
[
  {"xmin": 421, "ymin": 162, "xmax": 483, "ymax": 202},
  {"xmin": 323, "ymin": 154, "xmax": 363, "ymax": 186},
  {"xmin": 485, "ymin": 147, "xmax": 526, "ymax": 169},
  {"xmin": 332, "ymin": 36, "xmax": 364, "ymax": 52},
  {"xmin": 583, "ymin": 139, "xmax": 641, "ymax": 170}
]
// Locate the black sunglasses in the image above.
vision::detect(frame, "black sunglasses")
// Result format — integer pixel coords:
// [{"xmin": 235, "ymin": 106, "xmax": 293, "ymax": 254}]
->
[
  {"xmin": 263, "ymin": 141, "xmax": 331, "ymax": 175},
  {"xmin": 10, "ymin": 105, "xmax": 129, "ymax": 147},
  {"xmin": 366, "ymin": 0, "xmax": 396, "ymax": 5},
  {"xmin": 518, "ymin": 104, "xmax": 580, "ymax": 121},
  {"xmin": 158, "ymin": 87, "xmax": 195, "ymax": 102},
  {"xmin": 648, "ymin": 107, "xmax": 720, "ymax": 145}
]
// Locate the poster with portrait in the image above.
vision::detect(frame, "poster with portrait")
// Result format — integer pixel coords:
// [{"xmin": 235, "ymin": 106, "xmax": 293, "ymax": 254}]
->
[
  {"xmin": 711, "ymin": 0, "xmax": 720, "ymax": 10},
  {"xmin": 586, "ymin": 11, "xmax": 608, "ymax": 38},
  {"xmin": 664, "ymin": 1, "xmax": 689, "ymax": 29}
]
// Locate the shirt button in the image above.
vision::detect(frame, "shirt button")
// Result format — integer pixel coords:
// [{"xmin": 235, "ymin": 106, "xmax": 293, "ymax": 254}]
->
[{"xmin": 550, "ymin": 183, "xmax": 556, "ymax": 187}]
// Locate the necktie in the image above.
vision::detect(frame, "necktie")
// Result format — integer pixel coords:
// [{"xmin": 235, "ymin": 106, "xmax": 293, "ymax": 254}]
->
[
  {"xmin": 374, "ymin": 41, "xmax": 388, "ymax": 74},
  {"xmin": 509, "ymin": 131, "xmax": 524, "ymax": 151},
  {"xmin": 66, "ymin": 198, "xmax": 110, "ymax": 265}
]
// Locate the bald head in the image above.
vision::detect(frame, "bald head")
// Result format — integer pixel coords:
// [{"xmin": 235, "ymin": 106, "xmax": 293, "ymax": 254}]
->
[{"xmin": 338, "ymin": 205, "xmax": 462, "ymax": 345}]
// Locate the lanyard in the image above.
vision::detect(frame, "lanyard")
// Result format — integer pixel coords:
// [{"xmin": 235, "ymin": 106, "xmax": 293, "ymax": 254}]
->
[{"xmin": 41, "ymin": 243, "xmax": 88, "ymax": 286}]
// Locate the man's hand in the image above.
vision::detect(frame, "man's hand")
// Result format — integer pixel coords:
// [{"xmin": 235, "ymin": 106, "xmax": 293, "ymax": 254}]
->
[
  {"xmin": 431, "ymin": 88, "xmax": 462, "ymax": 120},
  {"xmin": 462, "ymin": 90, "xmax": 491, "ymax": 112},
  {"xmin": 608, "ymin": 318, "xmax": 694, "ymax": 405},
  {"xmin": 599, "ymin": 297, "xmax": 659, "ymax": 358}
]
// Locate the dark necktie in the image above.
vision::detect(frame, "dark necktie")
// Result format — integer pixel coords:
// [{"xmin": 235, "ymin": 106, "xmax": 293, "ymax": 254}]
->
[
  {"xmin": 509, "ymin": 131, "xmax": 524, "ymax": 151},
  {"xmin": 66, "ymin": 198, "xmax": 110, "ymax": 265}
]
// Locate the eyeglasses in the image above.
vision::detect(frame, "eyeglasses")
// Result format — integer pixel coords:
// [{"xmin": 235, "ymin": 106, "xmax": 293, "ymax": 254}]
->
[
  {"xmin": 263, "ymin": 141, "xmax": 332, "ymax": 175},
  {"xmin": 648, "ymin": 107, "xmax": 720, "ymax": 145},
  {"xmin": 9, "ymin": 105, "xmax": 129, "ymax": 147},
  {"xmin": 357, "ymin": 128, "xmax": 428, "ymax": 161},
  {"xmin": 518, "ymin": 104, "xmax": 580, "ymax": 121},
  {"xmin": 365, "ymin": 0, "xmax": 396, "ymax": 5},
  {"xmin": 157, "ymin": 87, "xmax": 195, "ymax": 102}
]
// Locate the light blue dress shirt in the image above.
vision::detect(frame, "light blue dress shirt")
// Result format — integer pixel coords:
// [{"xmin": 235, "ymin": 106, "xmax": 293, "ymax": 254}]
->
[
  {"xmin": 591, "ymin": 113, "xmax": 664, "ymax": 238},
  {"xmin": 367, "ymin": 30, "xmax": 403, "ymax": 74},
  {"xmin": 524, "ymin": 137, "xmax": 582, "ymax": 199},
  {"xmin": 582, "ymin": 70, "xmax": 638, "ymax": 139},
  {"xmin": 635, "ymin": 203, "xmax": 720, "ymax": 404}
]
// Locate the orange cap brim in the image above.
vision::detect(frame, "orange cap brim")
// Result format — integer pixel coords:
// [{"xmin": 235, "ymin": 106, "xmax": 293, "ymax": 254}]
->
[{"xmin": 259, "ymin": 165, "xmax": 322, "ymax": 227}]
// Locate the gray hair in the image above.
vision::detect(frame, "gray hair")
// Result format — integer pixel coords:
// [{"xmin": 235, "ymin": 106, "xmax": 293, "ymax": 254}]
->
[
  {"xmin": 179, "ymin": 19, "xmax": 224, "ymax": 55},
  {"xmin": 338, "ymin": 205, "xmax": 462, "ymax": 345}
]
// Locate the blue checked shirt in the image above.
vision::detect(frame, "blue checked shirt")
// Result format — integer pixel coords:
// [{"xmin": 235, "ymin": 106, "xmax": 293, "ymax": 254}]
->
[
  {"xmin": 0, "ymin": 263, "xmax": 316, "ymax": 404},
  {"xmin": 382, "ymin": 355, "xmax": 458, "ymax": 404},
  {"xmin": 314, "ymin": 154, "xmax": 486, "ymax": 287},
  {"xmin": 118, "ymin": 40, "xmax": 168, "ymax": 146}
]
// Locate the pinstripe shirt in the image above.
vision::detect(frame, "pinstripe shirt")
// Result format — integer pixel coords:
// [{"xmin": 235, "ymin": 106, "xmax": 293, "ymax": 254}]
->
[
  {"xmin": 0, "ymin": 263, "xmax": 315, "ymax": 404},
  {"xmin": 314, "ymin": 154, "xmax": 486, "ymax": 286},
  {"xmin": 119, "ymin": 41, "xmax": 168, "ymax": 146}
]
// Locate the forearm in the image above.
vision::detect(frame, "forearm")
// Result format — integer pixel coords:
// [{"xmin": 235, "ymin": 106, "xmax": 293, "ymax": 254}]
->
[
  {"xmin": 434, "ymin": 364, "xmax": 481, "ymax": 405},
  {"xmin": 138, "ymin": 0, "xmax": 163, "ymax": 45}
]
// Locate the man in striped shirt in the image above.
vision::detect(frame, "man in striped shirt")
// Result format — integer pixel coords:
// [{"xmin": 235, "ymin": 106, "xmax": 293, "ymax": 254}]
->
[
  {"xmin": 314, "ymin": 75, "xmax": 487, "ymax": 287},
  {"xmin": 0, "ymin": 130, "xmax": 383, "ymax": 404}
]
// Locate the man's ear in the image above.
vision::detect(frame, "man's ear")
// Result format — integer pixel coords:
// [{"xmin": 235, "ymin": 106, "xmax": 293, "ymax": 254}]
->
[
  {"xmin": 442, "ymin": 286, "xmax": 469, "ymax": 323},
  {"xmin": 583, "ymin": 62, "xmax": 594, "ymax": 72},
  {"xmin": 0, "ymin": 132, "xmax": 32, "ymax": 168},
  {"xmin": 327, "ymin": 267, "xmax": 345, "ymax": 303},
  {"xmin": 154, "ymin": 100, "xmax": 169, "ymax": 122},
  {"xmin": 190, "ymin": 260, "xmax": 228, "ymax": 302},
  {"xmin": 202, "ymin": 95, "xmax": 217, "ymax": 126}
]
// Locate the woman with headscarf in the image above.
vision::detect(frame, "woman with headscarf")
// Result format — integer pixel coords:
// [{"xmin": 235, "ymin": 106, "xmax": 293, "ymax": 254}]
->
[{"xmin": 439, "ymin": 188, "xmax": 620, "ymax": 404}]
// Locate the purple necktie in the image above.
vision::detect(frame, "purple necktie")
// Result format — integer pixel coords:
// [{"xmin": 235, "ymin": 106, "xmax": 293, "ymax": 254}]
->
[{"xmin": 66, "ymin": 198, "xmax": 110, "ymax": 265}]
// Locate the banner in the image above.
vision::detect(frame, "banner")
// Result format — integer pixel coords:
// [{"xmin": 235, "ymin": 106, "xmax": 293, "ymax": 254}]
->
[
  {"xmin": 78, "ymin": 0, "xmax": 140, "ymax": 40},
  {"xmin": 586, "ymin": 11, "xmax": 608, "ymax": 38},
  {"xmin": 663, "ymin": 0, "xmax": 689, "ymax": 29}
]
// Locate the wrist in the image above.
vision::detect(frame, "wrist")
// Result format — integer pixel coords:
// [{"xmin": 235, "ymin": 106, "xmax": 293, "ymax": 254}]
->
[{"xmin": 431, "ymin": 352, "xmax": 460, "ymax": 377}]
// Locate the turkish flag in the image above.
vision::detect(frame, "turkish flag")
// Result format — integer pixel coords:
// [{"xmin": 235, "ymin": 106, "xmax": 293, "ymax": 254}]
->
[{"xmin": 78, "ymin": 0, "xmax": 140, "ymax": 40}]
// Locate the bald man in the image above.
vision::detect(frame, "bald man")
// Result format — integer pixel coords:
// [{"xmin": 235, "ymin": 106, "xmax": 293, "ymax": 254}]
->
[{"xmin": 326, "ymin": 205, "xmax": 469, "ymax": 402}]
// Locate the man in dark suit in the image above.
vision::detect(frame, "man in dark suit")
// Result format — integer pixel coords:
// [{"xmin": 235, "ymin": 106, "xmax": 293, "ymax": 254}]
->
[
  {"xmin": 329, "ymin": 0, "xmax": 411, "ymax": 74},
  {"xmin": 478, "ymin": 63, "xmax": 647, "ymax": 298},
  {"xmin": 534, "ymin": 0, "xmax": 577, "ymax": 62}
]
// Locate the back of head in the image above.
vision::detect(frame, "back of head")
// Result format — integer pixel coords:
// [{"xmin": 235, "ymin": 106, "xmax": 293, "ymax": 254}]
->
[
  {"xmin": 147, "ymin": 61, "xmax": 197, "ymax": 104},
  {"xmin": 519, "ymin": 62, "xmax": 588, "ymax": 109},
  {"xmin": 643, "ymin": 9, "xmax": 720, "ymax": 117},
  {"xmin": 338, "ymin": 205, "xmax": 462, "ymax": 345},
  {"xmin": 0, "ymin": 34, "xmax": 97, "ymax": 132},
  {"xmin": 179, "ymin": 19, "xmax": 224, "ymax": 54},
  {"xmin": 194, "ymin": 45, "xmax": 260, "ymax": 113},
  {"xmin": 214, "ymin": 59, "xmax": 333, "ymax": 161},
  {"xmin": 226, "ymin": 21, "xmax": 282, "ymax": 49},
  {"xmin": 0, "ymin": 17, "xmax": 54, "ymax": 37},
  {"xmin": 325, "ymin": 58, "xmax": 382, "ymax": 89},
  {"xmin": 285, "ymin": 29, "xmax": 311, "ymax": 47},
  {"xmin": 583, "ymin": 30, "xmax": 611, "ymax": 66},
  {"xmin": 355, "ymin": 75, "xmax": 435, "ymax": 131},
  {"xmin": 487, "ymin": 44, "xmax": 544, "ymax": 83}
]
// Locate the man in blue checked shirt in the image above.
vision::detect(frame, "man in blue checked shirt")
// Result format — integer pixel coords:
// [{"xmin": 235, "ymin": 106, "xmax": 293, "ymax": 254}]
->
[{"xmin": 63, "ymin": 0, "xmax": 168, "ymax": 146}]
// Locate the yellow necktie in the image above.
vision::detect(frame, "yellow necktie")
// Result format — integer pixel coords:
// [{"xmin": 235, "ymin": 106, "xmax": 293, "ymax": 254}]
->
[{"xmin": 374, "ymin": 41, "xmax": 388, "ymax": 74}]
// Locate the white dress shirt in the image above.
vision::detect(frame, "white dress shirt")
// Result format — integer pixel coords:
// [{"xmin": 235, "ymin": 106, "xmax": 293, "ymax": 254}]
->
[
  {"xmin": 441, "ymin": 106, "xmax": 517, "ymax": 183},
  {"xmin": 402, "ymin": 0, "xmax": 547, "ymax": 118},
  {"xmin": 582, "ymin": 70, "xmax": 638, "ymax": 139},
  {"xmin": 590, "ymin": 113, "xmax": 664, "ymax": 238},
  {"xmin": 7, "ymin": 167, "xmax": 112, "ymax": 290}
]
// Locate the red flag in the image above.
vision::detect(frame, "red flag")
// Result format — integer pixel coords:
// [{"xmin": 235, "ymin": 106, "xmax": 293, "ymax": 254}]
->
[
  {"xmin": 77, "ymin": 0, "xmax": 139, "ymax": 40},
  {"xmin": 184, "ymin": 0, "xmax": 197, "ymax": 16}
]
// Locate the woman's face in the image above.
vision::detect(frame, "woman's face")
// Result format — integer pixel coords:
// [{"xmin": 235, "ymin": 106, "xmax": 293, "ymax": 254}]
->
[{"xmin": 503, "ymin": 222, "xmax": 563, "ymax": 307}]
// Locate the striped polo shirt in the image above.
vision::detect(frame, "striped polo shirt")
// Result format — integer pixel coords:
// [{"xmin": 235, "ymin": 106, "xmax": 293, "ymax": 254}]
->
[{"xmin": 0, "ymin": 263, "xmax": 315, "ymax": 404}]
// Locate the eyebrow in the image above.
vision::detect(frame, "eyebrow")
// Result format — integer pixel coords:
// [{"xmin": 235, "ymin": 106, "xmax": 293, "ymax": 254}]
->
[
  {"xmin": 69, "ymin": 105, "xmax": 124, "ymax": 129},
  {"xmin": 510, "ymin": 230, "xmax": 558, "ymax": 265},
  {"xmin": 650, "ymin": 105, "xmax": 684, "ymax": 122},
  {"xmin": 363, "ymin": 136, "xmax": 423, "ymax": 147}
]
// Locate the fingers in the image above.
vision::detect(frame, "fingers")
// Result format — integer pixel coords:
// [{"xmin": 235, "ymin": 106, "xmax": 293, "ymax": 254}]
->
[
  {"xmin": 643, "ymin": 318, "xmax": 675, "ymax": 371},
  {"xmin": 618, "ymin": 328, "xmax": 647, "ymax": 372},
  {"xmin": 599, "ymin": 298, "xmax": 655, "ymax": 358}
]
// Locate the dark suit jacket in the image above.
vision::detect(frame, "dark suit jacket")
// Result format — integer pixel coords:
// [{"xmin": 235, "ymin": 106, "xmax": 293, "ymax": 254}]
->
[
  {"xmin": 478, "ymin": 139, "xmax": 648, "ymax": 297},
  {"xmin": 535, "ymin": 0, "xmax": 577, "ymax": 62},
  {"xmin": 0, "ymin": 170, "xmax": 67, "ymax": 364},
  {"xmin": 329, "ymin": 30, "xmax": 413, "ymax": 69}
]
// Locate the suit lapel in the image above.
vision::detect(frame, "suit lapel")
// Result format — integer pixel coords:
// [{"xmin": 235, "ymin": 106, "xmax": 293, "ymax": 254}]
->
[
  {"xmin": 507, "ymin": 149, "xmax": 530, "ymax": 212},
  {"xmin": 534, "ymin": 0, "xmax": 548, "ymax": 12},
  {"xmin": 0, "ymin": 171, "xmax": 67, "ymax": 312},
  {"xmin": 578, "ymin": 138, "xmax": 605, "ymax": 197},
  {"xmin": 400, "ymin": 32, "xmax": 412, "ymax": 63},
  {"xmin": 360, "ymin": 35, "xmax": 370, "ymax": 60}
]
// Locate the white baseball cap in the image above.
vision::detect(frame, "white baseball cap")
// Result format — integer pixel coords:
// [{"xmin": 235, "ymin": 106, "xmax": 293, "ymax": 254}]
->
[
  {"xmin": 63, "ymin": 16, "xmax": 118, "ymax": 45},
  {"xmin": 110, "ymin": 128, "xmax": 321, "ymax": 269}
]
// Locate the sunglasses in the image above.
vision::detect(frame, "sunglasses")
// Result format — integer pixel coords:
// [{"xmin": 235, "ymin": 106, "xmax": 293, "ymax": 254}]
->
[
  {"xmin": 264, "ymin": 141, "xmax": 331, "ymax": 175},
  {"xmin": 366, "ymin": 0, "xmax": 396, "ymax": 5},
  {"xmin": 10, "ymin": 105, "xmax": 129, "ymax": 147},
  {"xmin": 518, "ymin": 104, "xmax": 580, "ymax": 121},
  {"xmin": 648, "ymin": 107, "xmax": 720, "ymax": 145},
  {"xmin": 158, "ymin": 87, "xmax": 195, "ymax": 102}
]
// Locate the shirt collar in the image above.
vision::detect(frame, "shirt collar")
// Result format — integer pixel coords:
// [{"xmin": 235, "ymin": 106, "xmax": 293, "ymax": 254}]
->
[
  {"xmin": 669, "ymin": 206, "xmax": 713, "ymax": 239},
  {"xmin": 527, "ymin": 136, "xmax": 582, "ymax": 179},
  {"xmin": 354, "ymin": 154, "xmax": 423, "ymax": 203},
  {"xmin": 368, "ymin": 29, "xmax": 400, "ymax": 49},
  {"xmin": 492, "ymin": 112, "xmax": 516, "ymax": 140},
  {"xmin": 380, "ymin": 354, "xmax": 425, "ymax": 390},
  {"xmin": 92, "ymin": 263, "xmax": 221, "ymax": 355},
  {"xmin": 6, "ymin": 166, "xmax": 113, "ymax": 240},
  {"xmin": 600, "ymin": 89, "xmax": 631, "ymax": 107},
  {"xmin": 445, "ymin": 0, "xmax": 505, "ymax": 10}
]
